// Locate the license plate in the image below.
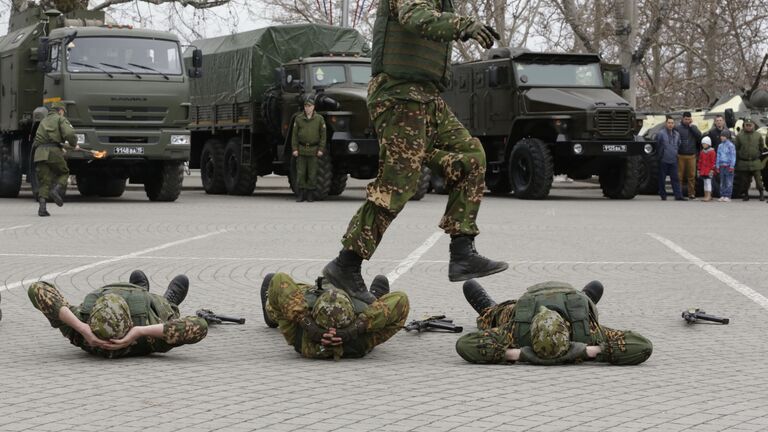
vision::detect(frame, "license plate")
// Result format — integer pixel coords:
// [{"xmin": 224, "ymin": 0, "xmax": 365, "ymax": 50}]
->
[
  {"xmin": 114, "ymin": 147, "xmax": 144, "ymax": 155},
  {"xmin": 602, "ymin": 144, "xmax": 627, "ymax": 153}
]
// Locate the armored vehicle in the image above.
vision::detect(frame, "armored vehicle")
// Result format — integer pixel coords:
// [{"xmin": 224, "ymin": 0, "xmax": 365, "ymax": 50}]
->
[
  {"xmin": 441, "ymin": 48, "xmax": 653, "ymax": 199},
  {"xmin": 0, "ymin": 7, "xmax": 199, "ymax": 200},
  {"xmin": 186, "ymin": 25, "xmax": 408, "ymax": 200}
]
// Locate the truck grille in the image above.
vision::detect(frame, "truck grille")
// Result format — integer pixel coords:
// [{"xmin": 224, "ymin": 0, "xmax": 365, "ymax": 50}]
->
[
  {"xmin": 595, "ymin": 110, "xmax": 632, "ymax": 137},
  {"xmin": 89, "ymin": 106, "xmax": 167, "ymax": 124}
]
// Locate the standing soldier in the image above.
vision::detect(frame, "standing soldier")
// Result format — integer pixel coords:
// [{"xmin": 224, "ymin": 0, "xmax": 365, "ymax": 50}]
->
[
  {"xmin": 321, "ymin": 0, "xmax": 507, "ymax": 303},
  {"xmin": 734, "ymin": 118, "xmax": 767, "ymax": 201},
  {"xmin": 291, "ymin": 97, "xmax": 327, "ymax": 202},
  {"xmin": 33, "ymin": 101, "xmax": 79, "ymax": 216}
]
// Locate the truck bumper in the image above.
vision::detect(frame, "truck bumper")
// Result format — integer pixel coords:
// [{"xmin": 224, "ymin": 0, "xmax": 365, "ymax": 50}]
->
[
  {"xmin": 330, "ymin": 134, "xmax": 379, "ymax": 179},
  {"xmin": 553, "ymin": 138, "xmax": 654, "ymax": 158},
  {"xmin": 68, "ymin": 127, "xmax": 190, "ymax": 161}
]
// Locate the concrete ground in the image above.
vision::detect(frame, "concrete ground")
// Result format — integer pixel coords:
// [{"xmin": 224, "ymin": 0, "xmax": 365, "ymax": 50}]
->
[{"xmin": 1, "ymin": 174, "xmax": 767, "ymax": 432}]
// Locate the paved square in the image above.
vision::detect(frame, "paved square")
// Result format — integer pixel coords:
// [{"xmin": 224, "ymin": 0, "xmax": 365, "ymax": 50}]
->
[{"xmin": 1, "ymin": 176, "xmax": 767, "ymax": 432}]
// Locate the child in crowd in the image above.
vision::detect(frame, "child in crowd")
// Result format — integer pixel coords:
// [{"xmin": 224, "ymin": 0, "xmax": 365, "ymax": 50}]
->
[
  {"xmin": 698, "ymin": 136, "xmax": 717, "ymax": 201},
  {"xmin": 716, "ymin": 130, "xmax": 736, "ymax": 202}
]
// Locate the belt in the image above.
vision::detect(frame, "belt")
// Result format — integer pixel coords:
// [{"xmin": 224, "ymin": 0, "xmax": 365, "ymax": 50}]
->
[
  {"xmin": 738, "ymin": 158, "xmax": 759, "ymax": 162},
  {"xmin": 300, "ymin": 143, "xmax": 317, "ymax": 147},
  {"xmin": 38, "ymin": 143, "xmax": 61, "ymax": 148}
]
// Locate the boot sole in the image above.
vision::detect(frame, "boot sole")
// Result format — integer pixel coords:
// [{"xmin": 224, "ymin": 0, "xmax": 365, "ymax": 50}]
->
[
  {"xmin": 449, "ymin": 262, "xmax": 509, "ymax": 282},
  {"xmin": 261, "ymin": 273, "xmax": 279, "ymax": 328}
]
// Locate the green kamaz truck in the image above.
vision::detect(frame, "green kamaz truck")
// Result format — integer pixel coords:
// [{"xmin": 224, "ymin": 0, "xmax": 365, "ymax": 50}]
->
[
  {"xmin": 185, "ymin": 24, "xmax": 395, "ymax": 200},
  {"xmin": 0, "ymin": 7, "xmax": 200, "ymax": 200},
  {"xmin": 441, "ymin": 48, "xmax": 653, "ymax": 199}
]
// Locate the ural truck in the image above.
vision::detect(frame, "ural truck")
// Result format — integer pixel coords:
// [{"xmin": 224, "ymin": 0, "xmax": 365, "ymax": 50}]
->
[
  {"xmin": 0, "ymin": 7, "xmax": 200, "ymax": 200},
  {"xmin": 186, "ymin": 24, "xmax": 392, "ymax": 200},
  {"xmin": 441, "ymin": 48, "xmax": 653, "ymax": 199}
]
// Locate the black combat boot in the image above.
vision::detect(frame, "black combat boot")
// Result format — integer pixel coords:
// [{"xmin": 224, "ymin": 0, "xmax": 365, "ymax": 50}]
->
[
  {"xmin": 38, "ymin": 198, "xmax": 50, "ymax": 217},
  {"xmin": 260, "ymin": 273, "xmax": 278, "ymax": 328},
  {"xmin": 582, "ymin": 280, "xmax": 604, "ymax": 304},
  {"xmin": 322, "ymin": 250, "xmax": 375, "ymax": 304},
  {"xmin": 369, "ymin": 275, "xmax": 390, "ymax": 299},
  {"xmin": 129, "ymin": 270, "xmax": 149, "ymax": 290},
  {"xmin": 306, "ymin": 190, "xmax": 314, "ymax": 202},
  {"xmin": 163, "ymin": 275, "xmax": 189, "ymax": 306},
  {"xmin": 759, "ymin": 189, "xmax": 764, "ymax": 201},
  {"xmin": 50, "ymin": 184, "xmax": 64, "ymax": 207},
  {"xmin": 462, "ymin": 279, "xmax": 497, "ymax": 315},
  {"xmin": 296, "ymin": 189, "xmax": 305, "ymax": 202},
  {"xmin": 448, "ymin": 235, "xmax": 509, "ymax": 282},
  {"xmin": 743, "ymin": 192, "xmax": 750, "ymax": 201}
]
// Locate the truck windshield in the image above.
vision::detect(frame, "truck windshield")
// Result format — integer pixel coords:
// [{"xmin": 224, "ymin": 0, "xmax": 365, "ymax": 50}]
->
[
  {"xmin": 513, "ymin": 62, "xmax": 603, "ymax": 87},
  {"xmin": 66, "ymin": 37, "xmax": 182, "ymax": 76},
  {"xmin": 350, "ymin": 65, "xmax": 371, "ymax": 85}
]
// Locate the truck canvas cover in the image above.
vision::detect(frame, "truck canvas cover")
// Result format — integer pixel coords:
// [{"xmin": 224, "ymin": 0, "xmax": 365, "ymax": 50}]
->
[{"xmin": 187, "ymin": 24, "xmax": 368, "ymax": 106}]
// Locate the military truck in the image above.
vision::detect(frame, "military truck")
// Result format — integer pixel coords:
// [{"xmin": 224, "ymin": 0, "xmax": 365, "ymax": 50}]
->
[
  {"xmin": 0, "ymin": 7, "xmax": 199, "ymax": 200},
  {"xmin": 186, "ymin": 24, "xmax": 408, "ymax": 200},
  {"xmin": 441, "ymin": 48, "xmax": 653, "ymax": 199}
]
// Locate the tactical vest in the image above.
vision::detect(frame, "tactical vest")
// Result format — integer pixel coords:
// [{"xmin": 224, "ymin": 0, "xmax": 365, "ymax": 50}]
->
[
  {"xmin": 371, "ymin": 0, "xmax": 453, "ymax": 89},
  {"xmin": 80, "ymin": 283, "xmax": 177, "ymax": 326},
  {"xmin": 512, "ymin": 282, "xmax": 594, "ymax": 348},
  {"xmin": 294, "ymin": 285, "xmax": 369, "ymax": 358}
]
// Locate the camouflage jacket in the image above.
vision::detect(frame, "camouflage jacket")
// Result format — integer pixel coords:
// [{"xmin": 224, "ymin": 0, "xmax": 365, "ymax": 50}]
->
[
  {"xmin": 291, "ymin": 113, "xmax": 327, "ymax": 156},
  {"xmin": 33, "ymin": 112, "xmax": 78, "ymax": 162}
]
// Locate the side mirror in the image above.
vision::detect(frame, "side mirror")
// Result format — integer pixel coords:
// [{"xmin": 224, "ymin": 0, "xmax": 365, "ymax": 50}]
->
[
  {"xmin": 188, "ymin": 48, "xmax": 203, "ymax": 78},
  {"xmin": 274, "ymin": 67, "xmax": 286, "ymax": 86},
  {"xmin": 37, "ymin": 38, "xmax": 52, "ymax": 73},
  {"xmin": 620, "ymin": 68, "xmax": 630, "ymax": 90},
  {"xmin": 487, "ymin": 65, "xmax": 499, "ymax": 88},
  {"xmin": 724, "ymin": 108, "xmax": 736, "ymax": 129}
]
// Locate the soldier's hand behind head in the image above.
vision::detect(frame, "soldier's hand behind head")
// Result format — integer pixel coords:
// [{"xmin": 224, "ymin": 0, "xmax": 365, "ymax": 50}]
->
[{"xmin": 321, "ymin": 328, "xmax": 343, "ymax": 346}]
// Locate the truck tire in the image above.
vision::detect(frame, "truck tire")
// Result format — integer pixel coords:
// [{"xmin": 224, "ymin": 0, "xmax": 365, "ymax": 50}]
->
[
  {"xmin": 99, "ymin": 177, "xmax": 126, "ymax": 198},
  {"xmin": 410, "ymin": 166, "xmax": 431, "ymax": 201},
  {"xmin": 200, "ymin": 139, "xmax": 226, "ymax": 194},
  {"xmin": 637, "ymin": 154, "xmax": 660, "ymax": 195},
  {"xmin": 430, "ymin": 172, "xmax": 448, "ymax": 194},
  {"xmin": 76, "ymin": 175, "xmax": 100, "ymax": 197},
  {"xmin": 600, "ymin": 156, "xmax": 640, "ymax": 199},
  {"xmin": 509, "ymin": 138, "xmax": 553, "ymax": 199},
  {"xmin": 312, "ymin": 153, "xmax": 333, "ymax": 201},
  {"xmin": 0, "ymin": 159, "xmax": 22, "ymax": 198},
  {"xmin": 145, "ymin": 161, "xmax": 184, "ymax": 202},
  {"xmin": 329, "ymin": 172, "xmax": 348, "ymax": 196},
  {"xmin": 223, "ymin": 138, "xmax": 257, "ymax": 196}
]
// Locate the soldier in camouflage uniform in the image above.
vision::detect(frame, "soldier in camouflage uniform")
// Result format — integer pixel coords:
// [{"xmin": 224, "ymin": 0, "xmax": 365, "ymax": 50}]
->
[
  {"xmin": 32, "ymin": 101, "xmax": 79, "ymax": 217},
  {"xmin": 291, "ymin": 98, "xmax": 327, "ymax": 202},
  {"xmin": 733, "ymin": 118, "xmax": 767, "ymax": 201},
  {"xmin": 323, "ymin": 0, "xmax": 507, "ymax": 304},
  {"xmin": 455, "ymin": 280, "xmax": 653, "ymax": 365},
  {"xmin": 262, "ymin": 272, "xmax": 409, "ymax": 359},
  {"xmin": 28, "ymin": 271, "xmax": 207, "ymax": 358}
]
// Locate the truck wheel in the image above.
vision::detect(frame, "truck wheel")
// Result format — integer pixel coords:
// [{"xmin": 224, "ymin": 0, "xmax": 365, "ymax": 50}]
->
[
  {"xmin": 430, "ymin": 172, "xmax": 448, "ymax": 194},
  {"xmin": 76, "ymin": 176, "xmax": 100, "ymax": 197},
  {"xmin": 0, "ymin": 159, "xmax": 22, "ymax": 198},
  {"xmin": 145, "ymin": 161, "xmax": 184, "ymax": 202},
  {"xmin": 99, "ymin": 177, "xmax": 127, "ymax": 198},
  {"xmin": 600, "ymin": 156, "xmax": 640, "ymax": 199},
  {"xmin": 487, "ymin": 171, "xmax": 512, "ymax": 195},
  {"xmin": 329, "ymin": 172, "xmax": 348, "ymax": 196},
  {"xmin": 509, "ymin": 138, "xmax": 553, "ymax": 199},
  {"xmin": 410, "ymin": 166, "xmax": 431, "ymax": 201},
  {"xmin": 223, "ymin": 138, "xmax": 257, "ymax": 196},
  {"xmin": 637, "ymin": 154, "xmax": 660, "ymax": 195},
  {"xmin": 312, "ymin": 153, "xmax": 333, "ymax": 201},
  {"xmin": 200, "ymin": 139, "xmax": 226, "ymax": 194}
]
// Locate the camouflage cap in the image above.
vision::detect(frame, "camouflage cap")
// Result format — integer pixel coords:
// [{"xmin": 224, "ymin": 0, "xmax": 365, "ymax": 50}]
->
[
  {"xmin": 49, "ymin": 101, "xmax": 67, "ymax": 112},
  {"xmin": 311, "ymin": 288, "xmax": 354, "ymax": 329},
  {"xmin": 88, "ymin": 293, "xmax": 132, "ymax": 340},
  {"xmin": 530, "ymin": 305, "xmax": 570, "ymax": 359}
]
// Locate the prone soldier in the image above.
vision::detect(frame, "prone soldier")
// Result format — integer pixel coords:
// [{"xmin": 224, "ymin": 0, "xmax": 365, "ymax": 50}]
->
[
  {"xmin": 262, "ymin": 272, "xmax": 408, "ymax": 359},
  {"xmin": 28, "ymin": 270, "xmax": 208, "ymax": 358},
  {"xmin": 456, "ymin": 280, "xmax": 653, "ymax": 365}
]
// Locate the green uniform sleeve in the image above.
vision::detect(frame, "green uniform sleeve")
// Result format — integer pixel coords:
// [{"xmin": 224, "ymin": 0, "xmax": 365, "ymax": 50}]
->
[
  {"xmin": 267, "ymin": 273, "xmax": 313, "ymax": 347},
  {"xmin": 397, "ymin": 0, "xmax": 474, "ymax": 42},
  {"xmin": 59, "ymin": 117, "xmax": 78, "ymax": 150},
  {"xmin": 455, "ymin": 327, "xmax": 515, "ymax": 364},
  {"xmin": 162, "ymin": 316, "xmax": 209, "ymax": 346},
  {"xmin": 291, "ymin": 117, "xmax": 300, "ymax": 153}
]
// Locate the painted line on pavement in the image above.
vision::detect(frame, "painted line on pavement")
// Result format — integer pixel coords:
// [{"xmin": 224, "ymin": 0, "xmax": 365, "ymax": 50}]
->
[
  {"xmin": 649, "ymin": 232, "xmax": 768, "ymax": 311},
  {"xmin": 386, "ymin": 231, "xmax": 443, "ymax": 284},
  {"xmin": 0, "ymin": 229, "xmax": 229, "ymax": 292},
  {"xmin": 0, "ymin": 224, "xmax": 32, "ymax": 233}
]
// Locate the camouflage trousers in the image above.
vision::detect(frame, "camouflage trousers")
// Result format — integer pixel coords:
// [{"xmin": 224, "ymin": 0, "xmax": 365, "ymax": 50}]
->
[
  {"xmin": 342, "ymin": 98, "xmax": 486, "ymax": 259},
  {"xmin": 267, "ymin": 272, "xmax": 409, "ymax": 359},
  {"xmin": 35, "ymin": 149, "xmax": 69, "ymax": 201}
]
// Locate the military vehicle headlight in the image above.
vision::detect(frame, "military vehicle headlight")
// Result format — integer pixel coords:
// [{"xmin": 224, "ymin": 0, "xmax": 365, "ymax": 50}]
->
[
  {"xmin": 348, "ymin": 141, "xmax": 359, "ymax": 153},
  {"xmin": 573, "ymin": 143, "xmax": 583, "ymax": 155},
  {"xmin": 76, "ymin": 134, "xmax": 86, "ymax": 145},
  {"xmin": 644, "ymin": 143, "xmax": 653, "ymax": 154},
  {"xmin": 171, "ymin": 135, "xmax": 190, "ymax": 145}
]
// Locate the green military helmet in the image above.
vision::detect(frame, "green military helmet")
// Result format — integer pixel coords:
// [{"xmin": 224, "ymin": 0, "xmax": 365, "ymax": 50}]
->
[
  {"xmin": 312, "ymin": 288, "xmax": 354, "ymax": 329},
  {"xmin": 530, "ymin": 305, "xmax": 570, "ymax": 359},
  {"xmin": 49, "ymin": 101, "xmax": 67, "ymax": 112},
  {"xmin": 88, "ymin": 293, "xmax": 132, "ymax": 340}
]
